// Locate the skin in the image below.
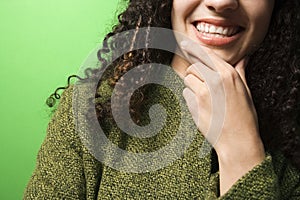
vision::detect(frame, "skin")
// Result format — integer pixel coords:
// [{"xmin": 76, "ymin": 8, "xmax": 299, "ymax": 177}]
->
[{"xmin": 170, "ymin": 0, "xmax": 275, "ymax": 196}]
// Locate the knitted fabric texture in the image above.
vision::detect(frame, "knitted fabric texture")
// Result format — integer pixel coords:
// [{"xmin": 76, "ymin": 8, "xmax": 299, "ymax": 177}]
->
[{"xmin": 24, "ymin": 72, "xmax": 300, "ymax": 199}]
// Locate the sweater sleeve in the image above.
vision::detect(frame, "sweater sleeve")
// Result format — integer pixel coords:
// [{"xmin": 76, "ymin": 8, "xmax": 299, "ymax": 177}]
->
[
  {"xmin": 207, "ymin": 152, "xmax": 300, "ymax": 200},
  {"xmin": 23, "ymin": 86, "xmax": 86, "ymax": 199},
  {"xmin": 219, "ymin": 153, "xmax": 280, "ymax": 199}
]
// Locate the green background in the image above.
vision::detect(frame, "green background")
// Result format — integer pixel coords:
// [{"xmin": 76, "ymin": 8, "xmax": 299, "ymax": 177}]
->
[{"xmin": 0, "ymin": 0, "xmax": 125, "ymax": 199}]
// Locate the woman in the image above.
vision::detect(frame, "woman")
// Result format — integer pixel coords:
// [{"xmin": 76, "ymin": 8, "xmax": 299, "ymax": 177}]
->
[{"xmin": 24, "ymin": 0, "xmax": 300, "ymax": 199}]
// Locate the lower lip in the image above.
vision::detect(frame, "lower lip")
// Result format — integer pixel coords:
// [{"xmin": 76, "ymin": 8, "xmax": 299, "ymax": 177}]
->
[{"xmin": 193, "ymin": 26, "xmax": 243, "ymax": 46}]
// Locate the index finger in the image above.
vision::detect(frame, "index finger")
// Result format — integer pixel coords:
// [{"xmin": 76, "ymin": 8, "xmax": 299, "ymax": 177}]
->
[{"xmin": 180, "ymin": 40, "xmax": 233, "ymax": 73}]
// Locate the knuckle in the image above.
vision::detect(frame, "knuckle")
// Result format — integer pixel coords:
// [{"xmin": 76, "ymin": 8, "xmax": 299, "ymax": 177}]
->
[
  {"xmin": 222, "ymin": 69, "xmax": 239, "ymax": 82},
  {"xmin": 197, "ymin": 87, "xmax": 209, "ymax": 98},
  {"xmin": 184, "ymin": 74, "xmax": 194, "ymax": 85},
  {"xmin": 187, "ymin": 64, "xmax": 199, "ymax": 75},
  {"xmin": 182, "ymin": 87, "xmax": 192, "ymax": 98},
  {"xmin": 209, "ymin": 74, "xmax": 222, "ymax": 86},
  {"xmin": 186, "ymin": 65, "xmax": 195, "ymax": 74}
]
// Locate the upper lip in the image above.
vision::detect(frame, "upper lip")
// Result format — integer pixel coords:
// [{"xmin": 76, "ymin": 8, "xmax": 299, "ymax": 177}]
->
[{"xmin": 193, "ymin": 18, "xmax": 244, "ymax": 28}]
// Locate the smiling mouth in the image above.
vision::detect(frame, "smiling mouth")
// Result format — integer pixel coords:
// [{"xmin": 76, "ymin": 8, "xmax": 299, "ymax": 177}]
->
[
  {"xmin": 193, "ymin": 21, "xmax": 244, "ymax": 38},
  {"xmin": 191, "ymin": 21, "xmax": 245, "ymax": 46}
]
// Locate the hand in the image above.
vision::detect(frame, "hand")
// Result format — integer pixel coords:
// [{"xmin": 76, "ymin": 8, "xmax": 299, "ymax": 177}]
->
[{"xmin": 180, "ymin": 40, "xmax": 265, "ymax": 195}]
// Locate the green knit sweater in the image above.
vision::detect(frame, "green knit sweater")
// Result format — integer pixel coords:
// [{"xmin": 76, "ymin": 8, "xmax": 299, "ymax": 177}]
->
[{"xmin": 24, "ymin": 77, "xmax": 300, "ymax": 199}]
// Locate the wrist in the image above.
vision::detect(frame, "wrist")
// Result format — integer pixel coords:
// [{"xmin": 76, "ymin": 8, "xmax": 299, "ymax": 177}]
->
[
  {"xmin": 216, "ymin": 137, "xmax": 265, "ymax": 168},
  {"xmin": 217, "ymin": 141, "xmax": 265, "ymax": 196}
]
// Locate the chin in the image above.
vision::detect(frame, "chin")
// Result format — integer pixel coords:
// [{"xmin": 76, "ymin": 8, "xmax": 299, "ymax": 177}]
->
[{"xmin": 212, "ymin": 50, "xmax": 242, "ymax": 66}]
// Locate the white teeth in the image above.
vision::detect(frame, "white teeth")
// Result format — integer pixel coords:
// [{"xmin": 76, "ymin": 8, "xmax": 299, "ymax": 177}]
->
[
  {"xmin": 222, "ymin": 28, "xmax": 229, "ymax": 35},
  {"xmin": 228, "ymin": 28, "xmax": 233, "ymax": 36},
  {"xmin": 195, "ymin": 22, "xmax": 239, "ymax": 36},
  {"xmin": 203, "ymin": 32, "xmax": 225, "ymax": 38},
  {"xmin": 201, "ymin": 23, "xmax": 205, "ymax": 31},
  {"xmin": 216, "ymin": 27, "xmax": 223, "ymax": 34},
  {"xmin": 205, "ymin": 24, "xmax": 209, "ymax": 32},
  {"xmin": 209, "ymin": 25, "xmax": 216, "ymax": 33},
  {"xmin": 196, "ymin": 24, "xmax": 201, "ymax": 31}
]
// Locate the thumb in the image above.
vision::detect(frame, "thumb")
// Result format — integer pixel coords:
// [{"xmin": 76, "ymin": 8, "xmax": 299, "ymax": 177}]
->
[
  {"xmin": 235, "ymin": 57, "xmax": 249, "ymax": 85},
  {"xmin": 235, "ymin": 57, "xmax": 252, "ymax": 98}
]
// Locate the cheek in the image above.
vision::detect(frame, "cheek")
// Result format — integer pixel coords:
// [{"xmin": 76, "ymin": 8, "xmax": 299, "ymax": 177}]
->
[
  {"xmin": 171, "ymin": 0, "xmax": 185, "ymax": 17},
  {"xmin": 171, "ymin": 0, "xmax": 200, "ymax": 22},
  {"xmin": 253, "ymin": 19, "xmax": 270, "ymax": 43},
  {"xmin": 247, "ymin": 6, "xmax": 274, "ymax": 47},
  {"xmin": 171, "ymin": 3, "xmax": 182, "ymax": 28}
]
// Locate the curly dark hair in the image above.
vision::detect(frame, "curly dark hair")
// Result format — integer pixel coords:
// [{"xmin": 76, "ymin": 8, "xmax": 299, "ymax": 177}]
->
[{"xmin": 48, "ymin": 0, "xmax": 300, "ymax": 168}]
